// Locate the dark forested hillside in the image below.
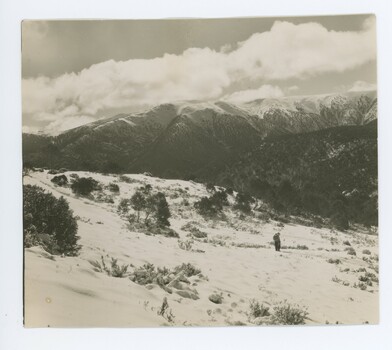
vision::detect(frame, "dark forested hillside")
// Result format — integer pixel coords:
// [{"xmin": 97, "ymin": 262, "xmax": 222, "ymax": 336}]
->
[{"xmin": 214, "ymin": 122, "xmax": 378, "ymax": 228}]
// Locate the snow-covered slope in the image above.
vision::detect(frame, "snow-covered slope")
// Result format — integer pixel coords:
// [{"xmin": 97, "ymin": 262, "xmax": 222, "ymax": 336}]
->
[{"xmin": 24, "ymin": 170, "xmax": 379, "ymax": 327}]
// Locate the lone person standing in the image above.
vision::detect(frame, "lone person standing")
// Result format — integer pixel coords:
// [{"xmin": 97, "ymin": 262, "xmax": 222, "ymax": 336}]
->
[{"xmin": 273, "ymin": 232, "xmax": 281, "ymax": 252}]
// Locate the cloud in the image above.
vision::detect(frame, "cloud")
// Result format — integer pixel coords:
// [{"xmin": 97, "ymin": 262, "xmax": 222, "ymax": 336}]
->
[
  {"xmin": 23, "ymin": 17, "xmax": 376, "ymax": 134},
  {"xmin": 224, "ymin": 85, "xmax": 284, "ymax": 103},
  {"xmin": 288, "ymin": 85, "xmax": 299, "ymax": 92},
  {"xmin": 348, "ymin": 80, "xmax": 377, "ymax": 92},
  {"xmin": 42, "ymin": 115, "xmax": 97, "ymax": 135}
]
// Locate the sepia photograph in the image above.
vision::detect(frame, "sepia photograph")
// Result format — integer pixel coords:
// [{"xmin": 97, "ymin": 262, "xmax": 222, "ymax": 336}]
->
[{"xmin": 21, "ymin": 14, "xmax": 379, "ymax": 328}]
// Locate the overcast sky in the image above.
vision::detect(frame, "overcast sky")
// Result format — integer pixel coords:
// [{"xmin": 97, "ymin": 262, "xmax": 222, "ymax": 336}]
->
[{"xmin": 22, "ymin": 15, "xmax": 377, "ymax": 134}]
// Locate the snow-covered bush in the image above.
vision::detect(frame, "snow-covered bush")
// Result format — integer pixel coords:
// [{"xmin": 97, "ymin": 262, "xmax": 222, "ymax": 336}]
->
[{"xmin": 23, "ymin": 185, "xmax": 80, "ymax": 256}]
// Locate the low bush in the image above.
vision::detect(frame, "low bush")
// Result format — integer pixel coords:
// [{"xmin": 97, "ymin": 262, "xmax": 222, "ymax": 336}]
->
[
  {"xmin": 232, "ymin": 242, "xmax": 266, "ymax": 249},
  {"xmin": 345, "ymin": 247, "xmax": 357, "ymax": 256},
  {"xmin": 129, "ymin": 262, "xmax": 202, "ymax": 289},
  {"xmin": 327, "ymin": 258, "xmax": 341, "ymax": 265},
  {"xmin": 178, "ymin": 239, "xmax": 194, "ymax": 251},
  {"xmin": 51, "ymin": 175, "xmax": 68, "ymax": 187},
  {"xmin": 295, "ymin": 244, "xmax": 309, "ymax": 250},
  {"xmin": 248, "ymin": 299, "xmax": 270, "ymax": 318},
  {"xmin": 147, "ymin": 225, "xmax": 179, "ymax": 238},
  {"xmin": 354, "ymin": 282, "xmax": 368, "ymax": 291},
  {"xmin": 270, "ymin": 301, "xmax": 309, "ymax": 325},
  {"xmin": 358, "ymin": 275, "xmax": 373, "ymax": 286},
  {"xmin": 343, "ymin": 240, "xmax": 351, "ymax": 246},
  {"xmin": 362, "ymin": 249, "xmax": 371, "ymax": 255},
  {"xmin": 181, "ymin": 222, "xmax": 208, "ymax": 238},
  {"xmin": 71, "ymin": 177, "xmax": 100, "ymax": 196},
  {"xmin": 23, "ymin": 185, "xmax": 80, "ymax": 256},
  {"xmin": 194, "ymin": 196, "xmax": 222, "ymax": 217},
  {"xmin": 119, "ymin": 175, "xmax": 137, "ymax": 183},
  {"xmin": 174, "ymin": 263, "xmax": 201, "ymax": 277},
  {"xmin": 89, "ymin": 256, "xmax": 129, "ymax": 277},
  {"xmin": 234, "ymin": 192, "xmax": 255, "ymax": 214},
  {"xmin": 117, "ymin": 198, "xmax": 130, "ymax": 215},
  {"xmin": 107, "ymin": 183, "xmax": 120, "ymax": 192},
  {"xmin": 131, "ymin": 263, "xmax": 163, "ymax": 285}
]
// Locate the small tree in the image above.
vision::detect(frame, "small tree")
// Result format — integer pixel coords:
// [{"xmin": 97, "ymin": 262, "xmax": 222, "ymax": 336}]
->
[
  {"xmin": 154, "ymin": 192, "xmax": 171, "ymax": 227},
  {"xmin": 130, "ymin": 191, "xmax": 146, "ymax": 222},
  {"xmin": 234, "ymin": 192, "xmax": 254, "ymax": 213},
  {"xmin": 127, "ymin": 187, "xmax": 171, "ymax": 227},
  {"xmin": 144, "ymin": 192, "xmax": 171, "ymax": 226}
]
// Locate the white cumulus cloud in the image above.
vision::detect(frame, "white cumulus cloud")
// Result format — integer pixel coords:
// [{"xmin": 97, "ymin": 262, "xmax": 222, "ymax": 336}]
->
[
  {"xmin": 23, "ymin": 17, "xmax": 376, "ymax": 134},
  {"xmin": 224, "ymin": 85, "xmax": 284, "ymax": 103},
  {"xmin": 348, "ymin": 80, "xmax": 377, "ymax": 92}
]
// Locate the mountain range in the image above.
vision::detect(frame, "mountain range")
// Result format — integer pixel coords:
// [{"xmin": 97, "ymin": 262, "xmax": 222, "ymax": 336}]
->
[
  {"xmin": 23, "ymin": 90, "xmax": 377, "ymax": 177},
  {"xmin": 23, "ymin": 90, "xmax": 378, "ymax": 226}
]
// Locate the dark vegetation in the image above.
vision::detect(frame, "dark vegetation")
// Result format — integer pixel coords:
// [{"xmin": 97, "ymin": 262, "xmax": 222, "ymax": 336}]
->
[
  {"xmin": 194, "ymin": 186, "xmax": 230, "ymax": 217},
  {"xmin": 217, "ymin": 123, "xmax": 377, "ymax": 229},
  {"xmin": 51, "ymin": 174, "xmax": 68, "ymax": 187},
  {"xmin": 23, "ymin": 185, "xmax": 80, "ymax": 255},
  {"xmin": 71, "ymin": 177, "xmax": 100, "ymax": 196},
  {"xmin": 117, "ymin": 185, "xmax": 175, "ymax": 237}
]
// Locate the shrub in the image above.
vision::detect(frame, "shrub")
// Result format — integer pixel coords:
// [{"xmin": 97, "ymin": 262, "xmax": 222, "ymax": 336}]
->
[
  {"xmin": 234, "ymin": 192, "xmax": 255, "ymax": 213},
  {"xmin": 107, "ymin": 183, "xmax": 120, "ymax": 192},
  {"xmin": 181, "ymin": 223, "xmax": 208, "ymax": 238},
  {"xmin": 248, "ymin": 299, "xmax": 270, "ymax": 318},
  {"xmin": 343, "ymin": 240, "xmax": 351, "ymax": 246},
  {"xmin": 89, "ymin": 256, "xmax": 129, "ymax": 277},
  {"xmin": 117, "ymin": 198, "xmax": 130, "ymax": 215},
  {"xmin": 365, "ymin": 272, "xmax": 379, "ymax": 283},
  {"xmin": 23, "ymin": 185, "xmax": 80, "ymax": 256},
  {"xmin": 190, "ymin": 229, "xmax": 208, "ymax": 239},
  {"xmin": 211, "ymin": 190, "xmax": 229, "ymax": 207},
  {"xmin": 174, "ymin": 263, "xmax": 201, "ymax": 277},
  {"xmin": 130, "ymin": 262, "xmax": 202, "ymax": 289},
  {"xmin": 194, "ymin": 196, "xmax": 222, "ymax": 217},
  {"xmin": 151, "ymin": 225, "xmax": 179, "ymax": 238},
  {"xmin": 119, "ymin": 175, "xmax": 136, "ymax": 183},
  {"xmin": 51, "ymin": 175, "xmax": 68, "ymax": 187},
  {"xmin": 131, "ymin": 263, "xmax": 159, "ymax": 285},
  {"xmin": 270, "ymin": 301, "xmax": 309, "ymax": 325},
  {"xmin": 327, "ymin": 258, "xmax": 341, "ymax": 265},
  {"xmin": 362, "ymin": 249, "xmax": 371, "ymax": 255},
  {"xmin": 130, "ymin": 189, "xmax": 171, "ymax": 227},
  {"xmin": 178, "ymin": 239, "xmax": 194, "ymax": 251},
  {"xmin": 154, "ymin": 192, "xmax": 171, "ymax": 227},
  {"xmin": 345, "ymin": 247, "xmax": 357, "ymax": 256},
  {"xmin": 358, "ymin": 275, "xmax": 373, "ymax": 286},
  {"xmin": 71, "ymin": 177, "xmax": 100, "ymax": 196},
  {"xmin": 354, "ymin": 282, "xmax": 368, "ymax": 291}
]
